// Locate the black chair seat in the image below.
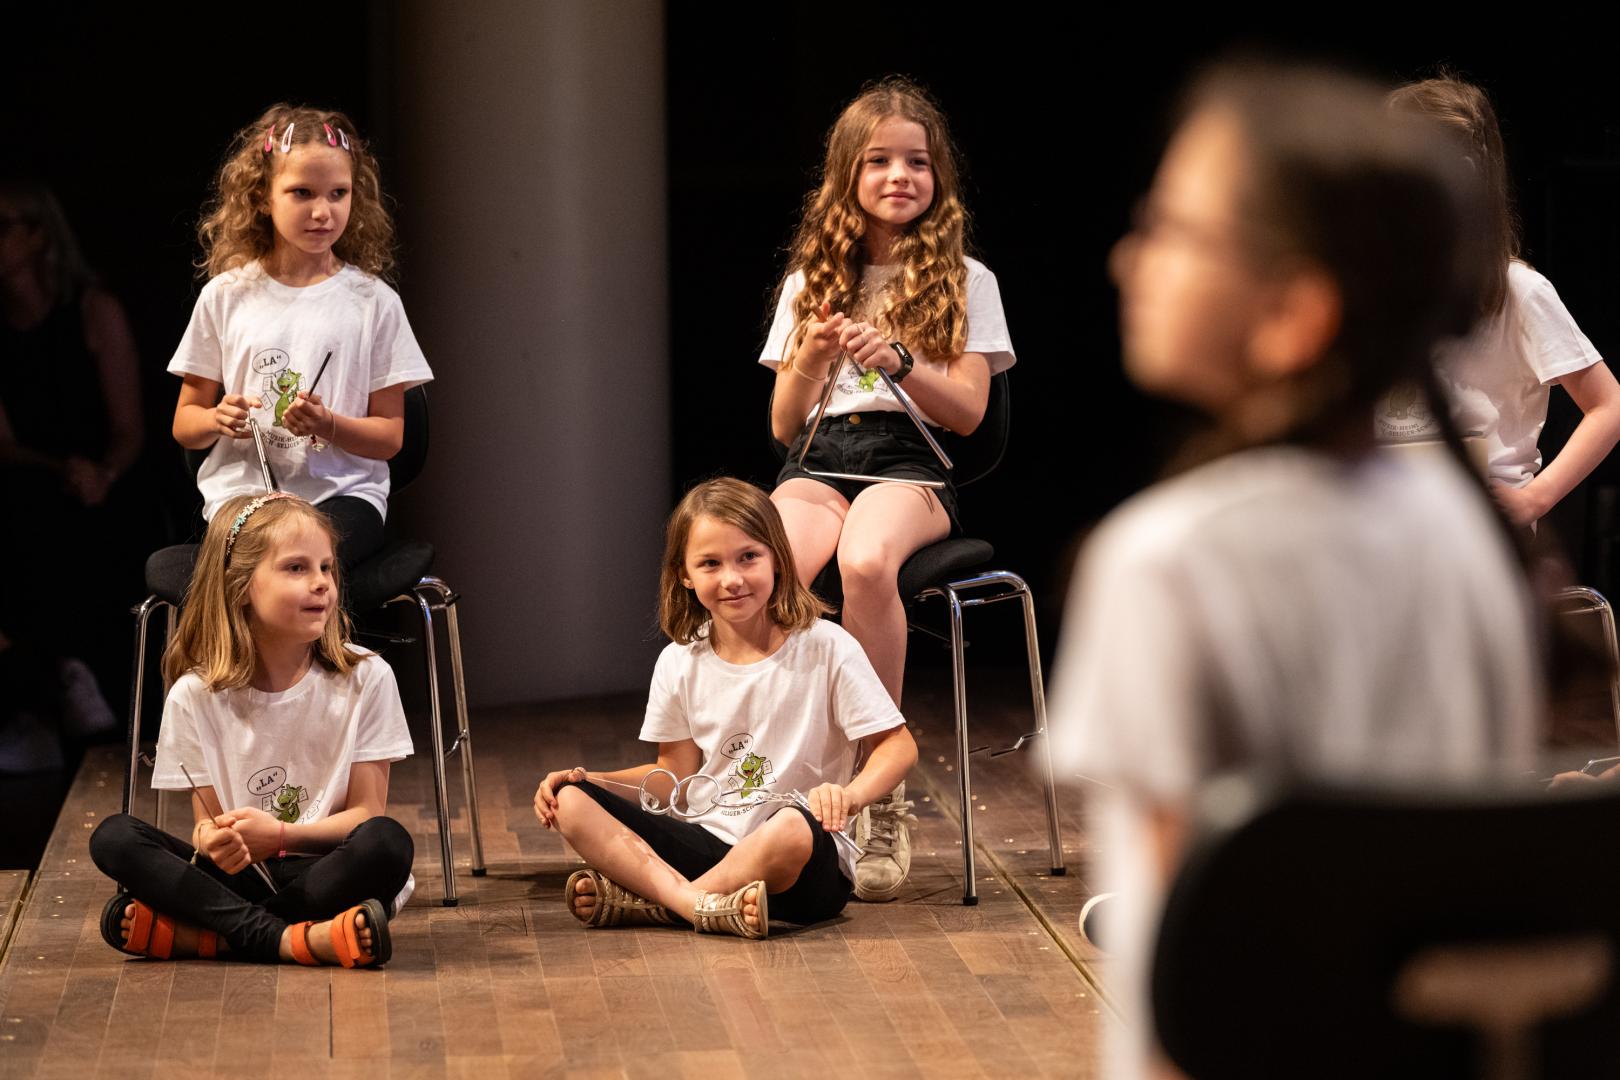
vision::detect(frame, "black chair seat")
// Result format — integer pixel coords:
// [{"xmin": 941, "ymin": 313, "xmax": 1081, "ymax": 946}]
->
[
  {"xmin": 145, "ymin": 544, "xmax": 201, "ymax": 606},
  {"xmin": 142, "ymin": 539, "xmax": 433, "ymax": 615},
  {"xmin": 347, "ymin": 540, "xmax": 435, "ymax": 613},
  {"xmin": 897, "ymin": 538, "xmax": 994, "ymax": 600}
]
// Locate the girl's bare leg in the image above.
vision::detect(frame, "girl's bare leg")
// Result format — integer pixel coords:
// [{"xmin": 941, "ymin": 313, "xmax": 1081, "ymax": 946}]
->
[
  {"xmin": 772, "ymin": 478, "xmax": 849, "ymax": 587},
  {"xmin": 837, "ymin": 483, "xmax": 950, "ymax": 706},
  {"xmin": 555, "ymin": 787, "xmax": 815, "ymax": 931}
]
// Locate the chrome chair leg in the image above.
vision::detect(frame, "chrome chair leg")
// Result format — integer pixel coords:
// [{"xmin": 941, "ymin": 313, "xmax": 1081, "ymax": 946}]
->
[
  {"xmin": 411, "ymin": 589, "xmax": 460, "ymax": 906},
  {"xmin": 944, "ymin": 584, "xmax": 978, "ymax": 905},
  {"xmin": 124, "ymin": 595, "xmax": 166, "ymax": 815},
  {"xmin": 1013, "ymin": 576, "xmax": 1066, "ymax": 877},
  {"xmin": 154, "ymin": 603, "xmax": 182, "ymax": 833},
  {"xmin": 422, "ymin": 576, "xmax": 485, "ymax": 876},
  {"xmin": 918, "ymin": 570, "xmax": 1068, "ymax": 904}
]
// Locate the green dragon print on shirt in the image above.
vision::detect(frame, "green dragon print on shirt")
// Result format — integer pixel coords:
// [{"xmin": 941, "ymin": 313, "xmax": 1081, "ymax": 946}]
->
[
  {"xmin": 271, "ymin": 369, "xmax": 303, "ymax": 428},
  {"xmin": 735, "ymin": 752, "xmax": 769, "ymax": 798},
  {"xmin": 270, "ymin": 783, "xmax": 308, "ymax": 823}
]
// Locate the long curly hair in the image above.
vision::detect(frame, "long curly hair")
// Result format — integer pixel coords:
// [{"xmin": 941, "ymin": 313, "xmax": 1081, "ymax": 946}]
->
[
  {"xmin": 776, "ymin": 77, "xmax": 970, "ymax": 368},
  {"xmin": 1388, "ymin": 74, "xmax": 1519, "ymax": 316},
  {"xmin": 197, "ymin": 104, "xmax": 396, "ymax": 281},
  {"xmin": 163, "ymin": 493, "xmax": 361, "ymax": 689}
]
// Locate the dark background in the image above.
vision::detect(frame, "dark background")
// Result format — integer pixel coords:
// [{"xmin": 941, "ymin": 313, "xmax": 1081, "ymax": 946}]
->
[{"xmin": 4, "ymin": 5, "xmax": 1619, "ymax": 862}]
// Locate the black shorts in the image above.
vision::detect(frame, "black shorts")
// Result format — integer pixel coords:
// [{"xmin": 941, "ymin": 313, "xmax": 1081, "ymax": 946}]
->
[
  {"xmin": 566, "ymin": 780, "xmax": 851, "ymax": 925},
  {"xmin": 776, "ymin": 411, "xmax": 961, "ymax": 536}
]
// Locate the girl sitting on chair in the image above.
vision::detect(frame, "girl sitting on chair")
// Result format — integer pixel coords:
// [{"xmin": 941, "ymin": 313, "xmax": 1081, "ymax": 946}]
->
[{"xmin": 761, "ymin": 76, "xmax": 1014, "ymax": 900}]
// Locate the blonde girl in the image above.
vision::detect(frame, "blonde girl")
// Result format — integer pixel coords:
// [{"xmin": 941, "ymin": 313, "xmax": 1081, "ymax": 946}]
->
[
  {"xmin": 169, "ymin": 105, "xmax": 433, "ymax": 567},
  {"xmin": 761, "ymin": 77, "xmax": 1012, "ymax": 898},
  {"xmin": 534, "ymin": 478, "xmax": 917, "ymax": 939},
  {"xmin": 91, "ymin": 493, "xmax": 415, "ymax": 966}
]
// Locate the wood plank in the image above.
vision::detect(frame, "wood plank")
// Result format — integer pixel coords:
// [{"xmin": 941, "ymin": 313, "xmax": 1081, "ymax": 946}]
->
[{"xmin": 0, "ymin": 870, "xmax": 28, "ymax": 962}]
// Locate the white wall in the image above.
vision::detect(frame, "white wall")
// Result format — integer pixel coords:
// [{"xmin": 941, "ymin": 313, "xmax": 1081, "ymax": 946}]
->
[{"xmin": 390, "ymin": 1, "xmax": 670, "ymax": 704}]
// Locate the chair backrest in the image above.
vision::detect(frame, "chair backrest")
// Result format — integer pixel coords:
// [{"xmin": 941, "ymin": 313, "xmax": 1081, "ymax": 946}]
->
[
  {"xmin": 766, "ymin": 369, "xmax": 1011, "ymax": 490},
  {"xmin": 1152, "ymin": 774, "xmax": 1620, "ymax": 1080},
  {"xmin": 389, "ymin": 384, "xmax": 430, "ymax": 493},
  {"xmin": 184, "ymin": 446, "xmax": 210, "ymax": 480}
]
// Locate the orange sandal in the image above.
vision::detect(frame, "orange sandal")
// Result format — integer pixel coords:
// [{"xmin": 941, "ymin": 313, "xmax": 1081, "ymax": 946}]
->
[
  {"xmin": 99, "ymin": 892, "xmax": 219, "ymax": 960},
  {"xmin": 288, "ymin": 898, "xmax": 391, "ymax": 968}
]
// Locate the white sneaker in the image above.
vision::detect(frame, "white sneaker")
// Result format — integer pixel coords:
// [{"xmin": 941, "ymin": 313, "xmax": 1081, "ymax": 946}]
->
[{"xmin": 854, "ymin": 782, "xmax": 917, "ymax": 902}]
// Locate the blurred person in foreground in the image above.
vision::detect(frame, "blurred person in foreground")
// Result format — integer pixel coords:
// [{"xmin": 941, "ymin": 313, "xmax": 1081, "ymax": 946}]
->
[{"xmin": 1047, "ymin": 62, "xmax": 1542, "ymax": 1079}]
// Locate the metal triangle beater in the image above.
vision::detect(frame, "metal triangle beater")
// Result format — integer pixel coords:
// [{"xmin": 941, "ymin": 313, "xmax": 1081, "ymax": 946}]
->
[{"xmin": 795, "ymin": 350, "xmax": 953, "ymax": 489}]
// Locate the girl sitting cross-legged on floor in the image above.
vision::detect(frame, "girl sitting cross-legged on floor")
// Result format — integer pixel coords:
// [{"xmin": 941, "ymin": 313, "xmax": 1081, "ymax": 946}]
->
[
  {"xmin": 90, "ymin": 492, "xmax": 414, "ymax": 966},
  {"xmin": 533, "ymin": 477, "xmax": 917, "ymax": 938}
]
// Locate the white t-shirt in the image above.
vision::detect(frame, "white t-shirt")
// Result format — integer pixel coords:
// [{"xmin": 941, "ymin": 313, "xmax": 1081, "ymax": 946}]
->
[
  {"xmin": 169, "ymin": 262, "xmax": 434, "ymax": 521},
  {"xmin": 153, "ymin": 649, "xmax": 414, "ymax": 820},
  {"xmin": 1437, "ymin": 261, "xmax": 1602, "ymax": 487},
  {"xmin": 639, "ymin": 619, "xmax": 905, "ymax": 881},
  {"xmin": 1047, "ymin": 445, "xmax": 1540, "ymax": 1079},
  {"xmin": 758, "ymin": 256, "xmax": 1015, "ymax": 429}
]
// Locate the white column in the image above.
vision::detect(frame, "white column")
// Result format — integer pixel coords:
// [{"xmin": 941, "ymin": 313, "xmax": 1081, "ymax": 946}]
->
[{"xmin": 390, "ymin": 1, "xmax": 669, "ymax": 703}]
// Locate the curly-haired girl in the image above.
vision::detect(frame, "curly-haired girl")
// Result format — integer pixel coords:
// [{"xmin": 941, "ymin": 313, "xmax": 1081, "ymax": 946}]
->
[
  {"xmin": 760, "ymin": 78, "xmax": 1013, "ymax": 900},
  {"xmin": 168, "ymin": 105, "xmax": 432, "ymax": 567}
]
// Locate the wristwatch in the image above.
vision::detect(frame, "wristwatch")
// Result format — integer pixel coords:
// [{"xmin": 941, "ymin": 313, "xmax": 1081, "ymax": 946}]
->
[{"xmin": 889, "ymin": 341, "xmax": 916, "ymax": 383}]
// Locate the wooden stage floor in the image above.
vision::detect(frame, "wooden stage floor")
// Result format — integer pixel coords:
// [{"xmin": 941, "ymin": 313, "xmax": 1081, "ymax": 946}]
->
[{"xmin": 0, "ymin": 667, "xmax": 1116, "ymax": 1079}]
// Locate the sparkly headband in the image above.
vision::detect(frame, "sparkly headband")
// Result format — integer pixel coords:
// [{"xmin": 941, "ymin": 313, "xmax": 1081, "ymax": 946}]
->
[{"xmin": 223, "ymin": 492, "xmax": 297, "ymax": 561}]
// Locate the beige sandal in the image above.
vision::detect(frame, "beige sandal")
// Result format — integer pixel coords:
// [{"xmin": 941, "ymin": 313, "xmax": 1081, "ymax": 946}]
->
[
  {"xmin": 691, "ymin": 879, "xmax": 768, "ymax": 940},
  {"xmin": 565, "ymin": 869, "xmax": 677, "ymax": 928}
]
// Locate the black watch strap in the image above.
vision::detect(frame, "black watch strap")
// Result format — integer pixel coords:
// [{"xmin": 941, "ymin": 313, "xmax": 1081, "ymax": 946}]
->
[{"xmin": 890, "ymin": 341, "xmax": 916, "ymax": 383}]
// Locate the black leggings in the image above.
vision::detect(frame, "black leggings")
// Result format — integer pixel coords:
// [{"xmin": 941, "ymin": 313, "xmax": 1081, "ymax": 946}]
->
[
  {"xmin": 89, "ymin": 812, "xmax": 413, "ymax": 962},
  {"xmin": 313, "ymin": 495, "xmax": 385, "ymax": 570}
]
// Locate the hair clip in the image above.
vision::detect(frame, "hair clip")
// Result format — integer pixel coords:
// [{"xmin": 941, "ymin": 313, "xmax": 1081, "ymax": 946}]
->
[
  {"xmin": 322, "ymin": 122, "xmax": 351, "ymax": 151},
  {"xmin": 279, "ymin": 122, "xmax": 296, "ymax": 154},
  {"xmin": 264, "ymin": 126, "xmax": 275, "ymax": 153}
]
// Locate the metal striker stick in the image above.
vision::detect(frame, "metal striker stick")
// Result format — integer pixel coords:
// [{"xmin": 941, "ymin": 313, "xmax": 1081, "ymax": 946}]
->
[
  {"xmin": 247, "ymin": 417, "xmax": 278, "ymax": 491},
  {"xmin": 180, "ymin": 764, "xmax": 279, "ymax": 893},
  {"xmin": 307, "ymin": 351, "xmax": 333, "ymax": 396},
  {"xmin": 795, "ymin": 350, "xmax": 953, "ymax": 489},
  {"xmin": 303, "ymin": 351, "xmax": 335, "ymax": 452}
]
